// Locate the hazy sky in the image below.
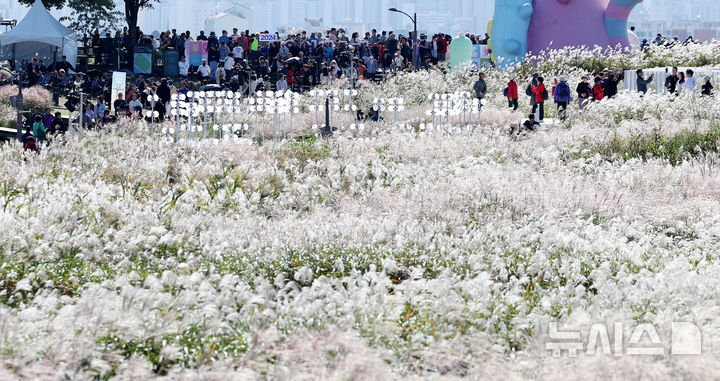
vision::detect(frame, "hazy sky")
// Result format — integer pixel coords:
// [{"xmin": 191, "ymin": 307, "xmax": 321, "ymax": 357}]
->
[{"xmin": 2, "ymin": 0, "xmax": 718, "ymax": 33}]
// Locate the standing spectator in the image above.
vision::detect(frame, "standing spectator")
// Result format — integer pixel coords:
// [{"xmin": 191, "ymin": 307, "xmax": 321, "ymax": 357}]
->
[
  {"xmin": 702, "ymin": 76, "xmax": 713, "ymax": 96},
  {"xmin": 43, "ymin": 108, "xmax": 54, "ymax": 132},
  {"xmin": 604, "ymin": 71, "xmax": 620, "ymax": 98},
  {"xmin": 527, "ymin": 73, "xmax": 539, "ymax": 112},
  {"xmin": 219, "ymin": 42, "xmax": 230, "ymax": 62},
  {"xmin": 677, "ymin": 72, "xmax": 685, "ymax": 93},
  {"xmin": 665, "ymin": 66, "xmax": 679, "ymax": 94},
  {"xmin": 366, "ymin": 55, "xmax": 378, "ymax": 81},
  {"xmin": 436, "ymin": 34, "xmax": 448, "ymax": 61},
  {"xmin": 32, "ymin": 115, "xmax": 46, "ymax": 144},
  {"xmin": 576, "ymin": 75, "xmax": 591, "ymax": 110},
  {"xmin": 232, "ymin": 42, "xmax": 245, "ymax": 59},
  {"xmin": 215, "ymin": 65, "xmax": 226, "ymax": 85},
  {"xmin": 531, "ymin": 76, "xmax": 546, "ymax": 123},
  {"xmin": 636, "ymin": 69, "xmax": 654, "ymax": 94},
  {"xmin": 50, "ymin": 112, "xmax": 65, "ymax": 134},
  {"xmin": 156, "ymin": 80, "xmax": 171, "ymax": 108},
  {"xmin": 554, "ymin": 77, "xmax": 571, "ymax": 120},
  {"xmin": 591, "ymin": 77, "xmax": 604, "ymax": 101},
  {"xmin": 381, "ymin": 51, "xmax": 392, "ymax": 78},
  {"xmin": 21, "ymin": 125, "xmax": 34, "ymax": 145},
  {"xmin": 473, "ymin": 72, "xmax": 487, "ymax": 110},
  {"xmin": 178, "ymin": 55, "xmax": 190, "ymax": 78},
  {"xmin": 223, "ymin": 54, "xmax": 234, "ymax": 71},
  {"xmin": 506, "ymin": 74, "xmax": 518, "ymax": 111},
  {"xmin": 208, "ymin": 44, "xmax": 220, "ymax": 79},
  {"xmin": 683, "ymin": 69, "xmax": 696, "ymax": 94},
  {"xmin": 219, "ymin": 30, "xmax": 230, "ymax": 46}
]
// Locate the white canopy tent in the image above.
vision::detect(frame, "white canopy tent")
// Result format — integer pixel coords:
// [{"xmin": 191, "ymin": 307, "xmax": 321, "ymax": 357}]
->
[{"xmin": 0, "ymin": 0, "xmax": 77, "ymax": 68}]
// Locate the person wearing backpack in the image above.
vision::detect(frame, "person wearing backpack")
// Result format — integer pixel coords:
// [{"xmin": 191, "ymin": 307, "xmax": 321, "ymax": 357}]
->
[
  {"xmin": 527, "ymin": 73, "xmax": 539, "ymax": 110},
  {"xmin": 506, "ymin": 74, "xmax": 518, "ymax": 111},
  {"xmin": 554, "ymin": 77, "xmax": 572, "ymax": 121},
  {"xmin": 32, "ymin": 115, "xmax": 46, "ymax": 144},
  {"xmin": 531, "ymin": 76, "xmax": 546, "ymax": 123}
]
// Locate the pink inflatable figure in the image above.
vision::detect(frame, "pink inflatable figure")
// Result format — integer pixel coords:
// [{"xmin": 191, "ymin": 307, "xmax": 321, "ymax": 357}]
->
[
  {"xmin": 528, "ymin": 0, "xmax": 643, "ymax": 53},
  {"xmin": 491, "ymin": 0, "xmax": 642, "ymax": 68}
]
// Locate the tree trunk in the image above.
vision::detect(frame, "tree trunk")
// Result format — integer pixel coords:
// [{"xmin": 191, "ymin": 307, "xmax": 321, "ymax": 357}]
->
[{"xmin": 125, "ymin": 1, "xmax": 138, "ymax": 69}]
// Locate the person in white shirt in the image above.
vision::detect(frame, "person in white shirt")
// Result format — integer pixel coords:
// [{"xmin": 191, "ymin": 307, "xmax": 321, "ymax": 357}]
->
[
  {"xmin": 223, "ymin": 55, "xmax": 234, "ymax": 71},
  {"xmin": 128, "ymin": 94, "xmax": 143, "ymax": 117},
  {"xmin": 215, "ymin": 65, "xmax": 226, "ymax": 85},
  {"xmin": 232, "ymin": 45, "xmax": 244, "ymax": 59},
  {"xmin": 683, "ymin": 69, "xmax": 696, "ymax": 94},
  {"xmin": 392, "ymin": 53, "xmax": 404, "ymax": 73},
  {"xmin": 276, "ymin": 75, "xmax": 288, "ymax": 91},
  {"xmin": 196, "ymin": 59, "xmax": 211, "ymax": 80},
  {"xmin": 178, "ymin": 55, "xmax": 190, "ymax": 78}
]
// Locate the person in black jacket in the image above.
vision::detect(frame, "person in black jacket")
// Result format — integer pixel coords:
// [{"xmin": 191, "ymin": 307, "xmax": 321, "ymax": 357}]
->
[
  {"xmin": 665, "ymin": 66, "xmax": 679, "ymax": 94},
  {"xmin": 576, "ymin": 75, "xmax": 591, "ymax": 110},
  {"xmin": 156, "ymin": 79, "xmax": 171, "ymax": 107},
  {"xmin": 604, "ymin": 70, "xmax": 622, "ymax": 99},
  {"xmin": 702, "ymin": 76, "xmax": 713, "ymax": 96},
  {"xmin": 523, "ymin": 114, "xmax": 540, "ymax": 131}
]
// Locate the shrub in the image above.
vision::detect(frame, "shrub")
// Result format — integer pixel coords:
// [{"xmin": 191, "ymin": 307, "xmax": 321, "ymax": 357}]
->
[{"xmin": 0, "ymin": 85, "xmax": 53, "ymax": 111}]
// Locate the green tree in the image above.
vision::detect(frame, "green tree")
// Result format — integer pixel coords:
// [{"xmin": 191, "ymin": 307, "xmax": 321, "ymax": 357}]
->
[
  {"xmin": 61, "ymin": 0, "xmax": 121, "ymax": 36},
  {"xmin": 123, "ymin": 0, "xmax": 159, "ymax": 46},
  {"xmin": 17, "ymin": 0, "xmax": 66, "ymax": 9}
]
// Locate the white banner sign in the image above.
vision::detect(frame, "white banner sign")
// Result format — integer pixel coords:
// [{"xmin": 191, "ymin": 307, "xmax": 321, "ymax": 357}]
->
[
  {"xmin": 111, "ymin": 71, "xmax": 127, "ymax": 112},
  {"xmin": 259, "ymin": 33, "xmax": 278, "ymax": 42}
]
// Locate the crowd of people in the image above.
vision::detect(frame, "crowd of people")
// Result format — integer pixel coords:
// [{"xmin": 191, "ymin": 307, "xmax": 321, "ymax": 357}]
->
[
  {"xmin": 12, "ymin": 24, "xmax": 716, "ymax": 143},
  {"xmin": 483, "ymin": 63, "xmax": 715, "ymax": 132},
  {"xmin": 12, "ymin": 26, "xmax": 493, "ymax": 131}
]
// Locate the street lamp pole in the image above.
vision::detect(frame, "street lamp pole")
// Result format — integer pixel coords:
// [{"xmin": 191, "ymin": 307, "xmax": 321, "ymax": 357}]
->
[{"xmin": 389, "ymin": 8, "xmax": 418, "ymax": 71}]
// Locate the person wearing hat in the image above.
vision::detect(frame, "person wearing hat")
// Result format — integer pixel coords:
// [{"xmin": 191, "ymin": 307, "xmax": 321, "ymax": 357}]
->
[
  {"xmin": 506, "ymin": 74, "xmax": 519, "ymax": 111},
  {"xmin": 554, "ymin": 77, "xmax": 572, "ymax": 121},
  {"xmin": 473, "ymin": 72, "xmax": 487, "ymax": 111},
  {"xmin": 576, "ymin": 75, "xmax": 591, "ymax": 110}
]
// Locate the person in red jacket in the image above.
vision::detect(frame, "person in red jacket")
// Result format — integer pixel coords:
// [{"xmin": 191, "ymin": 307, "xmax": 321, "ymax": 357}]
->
[
  {"xmin": 531, "ymin": 76, "xmax": 546, "ymax": 123},
  {"xmin": 507, "ymin": 74, "xmax": 519, "ymax": 111},
  {"xmin": 436, "ymin": 34, "xmax": 448, "ymax": 61},
  {"xmin": 591, "ymin": 77, "xmax": 605, "ymax": 101}
]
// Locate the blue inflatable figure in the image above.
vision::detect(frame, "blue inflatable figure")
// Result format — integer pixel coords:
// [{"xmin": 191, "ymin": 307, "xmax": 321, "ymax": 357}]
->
[{"xmin": 489, "ymin": 0, "xmax": 533, "ymax": 69}]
